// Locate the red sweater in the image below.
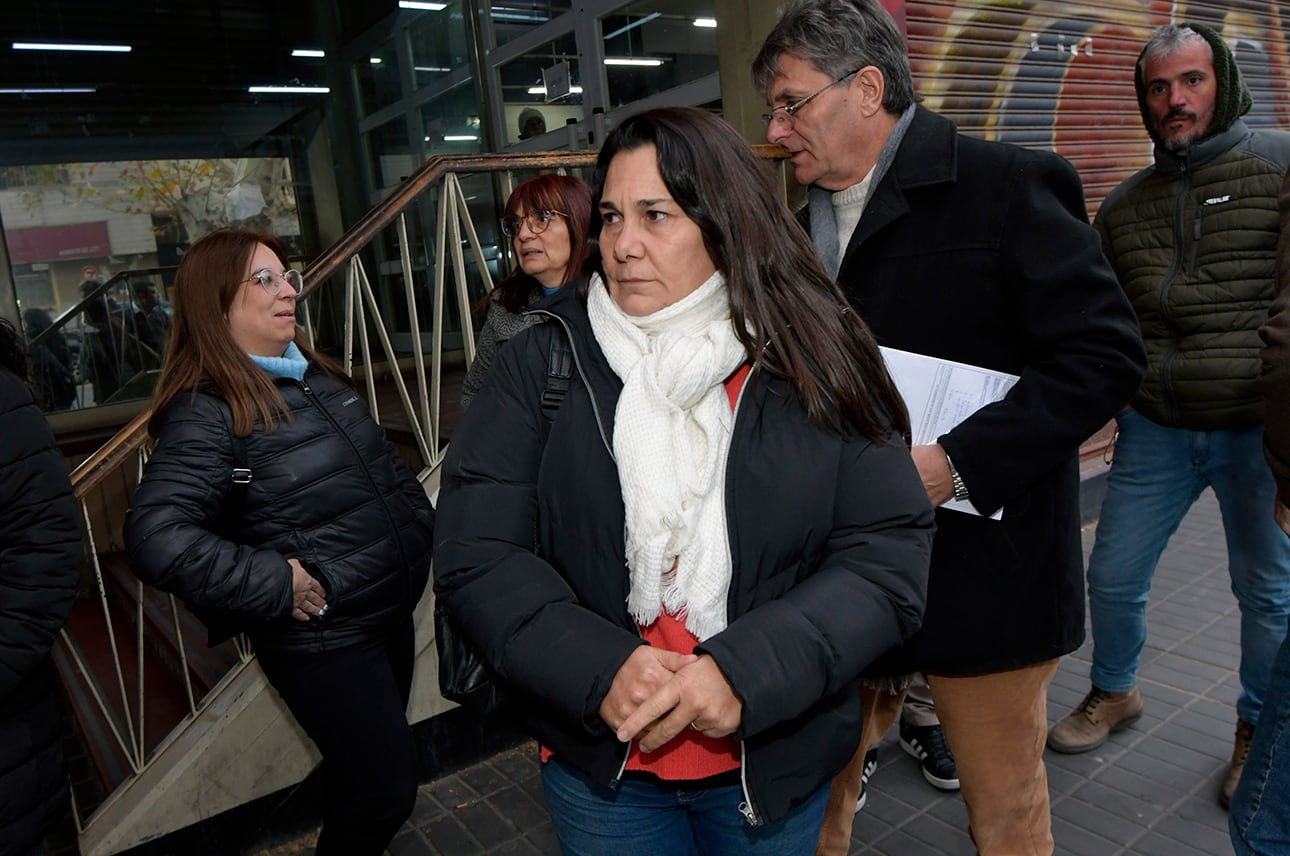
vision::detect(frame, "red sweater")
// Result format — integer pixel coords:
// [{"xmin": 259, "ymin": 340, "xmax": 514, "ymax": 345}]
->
[{"xmin": 545, "ymin": 364, "xmax": 751, "ymax": 780}]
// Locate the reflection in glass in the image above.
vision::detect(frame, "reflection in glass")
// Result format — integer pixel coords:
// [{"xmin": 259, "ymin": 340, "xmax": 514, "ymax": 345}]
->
[
  {"xmin": 368, "ymin": 117, "xmax": 414, "ymax": 191},
  {"xmin": 601, "ymin": 1, "xmax": 718, "ymax": 107},
  {"xmin": 409, "ymin": 3, "xmax": 472, "ymax": 89},
  {"xmin": 491, "ymin": 0, "xmax": 573, "ymax": 47},
  {"xmin": 356, "ymin": 38, "xmax": 405, "ymax": 115},
  {"xmin": 498, "ymin": 32, "xmax": 582, "ymax": 145}
]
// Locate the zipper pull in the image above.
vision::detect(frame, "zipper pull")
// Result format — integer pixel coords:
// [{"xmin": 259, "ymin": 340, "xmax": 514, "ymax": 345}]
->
[
  {"xmin": 738, "ymin": 801, "xmax": 759, "ymax": 826},
  {"xmin": 301, "ymin": 380, "xmax": 312, "ymax": 395}
]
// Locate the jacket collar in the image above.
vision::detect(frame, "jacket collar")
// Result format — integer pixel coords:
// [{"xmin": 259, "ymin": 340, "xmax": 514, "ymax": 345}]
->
[
  {"xmin": 842, "ymin": 106, "xmax": 958, "ymax": 254},
  {"xmin": 1151, "ymin": 119, "xmax": 1249, "ymax": 176}
]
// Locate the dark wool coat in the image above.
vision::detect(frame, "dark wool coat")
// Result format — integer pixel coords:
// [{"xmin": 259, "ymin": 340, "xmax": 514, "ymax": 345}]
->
[
  {"xmin": 434, "ymin": 287, "xmax": 935, "ymax": 824},
  {"xmin": 125, "ymin": 366, "xmax": 434, "ymax": 653},
  {"xmin": 0, "ymin": 367, "xmax": 81, "ymax": 855},
  {"xmin": 1260, "ymin": 166, "xmax": 1290, "ymax": 500},
  {"xmin": 830, "ymin": 106, "xmax": 1147, "ymax": 677}
]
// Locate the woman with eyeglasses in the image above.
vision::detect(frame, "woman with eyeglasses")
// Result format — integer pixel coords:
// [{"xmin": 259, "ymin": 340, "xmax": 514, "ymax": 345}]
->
[
  {"xmin": 124, "ymin": 230, "xmax": 435, "ymax": 856},
  {"xmin": 460, "ymin": 173, "xmax": 593, "ymax": 409}
]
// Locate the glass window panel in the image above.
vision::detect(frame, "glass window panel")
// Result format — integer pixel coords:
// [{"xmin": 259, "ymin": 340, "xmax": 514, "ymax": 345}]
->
[
  {"xmin": 497, "ymin": 32, "xmax": 582, "ymax": 145},
  {"xmin": 420, "ymin": 85, "xmax": 484, "ymax": 155},
  {"xmin": 408, "ymin": 3, "xmax": 473, "ymax": 89},
  {"xmin": 490, "ymin": 0, "xmax": 573, "ymax": 47},
  {"xmin": 601, "ymin": 0, "xmax": 718, "ymax": 108},
  {"xmin": 356, "ymin": 37, "xmax": 405, "ymax": 115},
  {"xmin": 367, "ymin": 117, "xmax": 414, "ymax": 191}
]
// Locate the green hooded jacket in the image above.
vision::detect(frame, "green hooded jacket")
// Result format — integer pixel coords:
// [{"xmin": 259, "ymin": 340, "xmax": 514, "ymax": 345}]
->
[{"xmin": 1095, "ymin": 22, "xmax": 1290, "ymax": 430}]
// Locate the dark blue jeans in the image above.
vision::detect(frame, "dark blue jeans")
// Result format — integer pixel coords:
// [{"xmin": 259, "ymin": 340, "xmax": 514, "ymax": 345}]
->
[
  {"xmin": 540, "ymin": 756, "xmax": 829, "ymax": 855},
  {"xmin": 1087, "ymin": 412, "xmax": 1290, "ymax": 723},
  {"xmin": 1231, "ymin": 620, "xmax": 1290, "ymax": 855},
  {"xmin": 254, "ymin": 618, "xmax": 417, "ymax": 856}
]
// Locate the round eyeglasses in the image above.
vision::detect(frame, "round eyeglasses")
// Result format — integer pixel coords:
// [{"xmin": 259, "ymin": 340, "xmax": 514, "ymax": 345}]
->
[
  {"xmin": 501, "ymin": 209, "xmax": 568, "ymax": 239},
  {"xmin": 761, "ymin": 68, "xmax": 862, "ymax": 129},
  {"xmin": 244, "ymin": 268, "xmax": 303, "ymax": 296}
]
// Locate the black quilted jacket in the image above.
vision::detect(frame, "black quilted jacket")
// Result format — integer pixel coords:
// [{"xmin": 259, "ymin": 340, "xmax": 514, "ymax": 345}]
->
[
  {"xmin": 125, "ymin": 366, "xmax": 434, "ymax": 653},
  {"xmin": 0, "ymin": 367, "xmax": 80, "ymax": 855}
]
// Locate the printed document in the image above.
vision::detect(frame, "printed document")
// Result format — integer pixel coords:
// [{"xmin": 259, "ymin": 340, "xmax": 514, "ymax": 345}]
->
[{"xmin": 880, "ymin": 347, "xmax": 1020, "ymax": 518}]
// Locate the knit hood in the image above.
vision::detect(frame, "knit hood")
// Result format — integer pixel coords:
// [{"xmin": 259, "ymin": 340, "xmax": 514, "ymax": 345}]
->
[{"xmin": 1134, "ymin": 22, "xmax": 1252, "ymax": 149}]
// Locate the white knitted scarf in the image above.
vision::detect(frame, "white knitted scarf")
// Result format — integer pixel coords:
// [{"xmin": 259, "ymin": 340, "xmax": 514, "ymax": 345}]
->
[{"xmin": 587, "ymin": 272, "xmax": 747, "ymax": 640}]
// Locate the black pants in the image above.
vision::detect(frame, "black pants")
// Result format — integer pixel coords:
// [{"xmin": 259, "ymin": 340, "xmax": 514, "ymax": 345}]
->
[{"xmin": 255, "ymin": 618, "xmax": 418, "ymax": 856}]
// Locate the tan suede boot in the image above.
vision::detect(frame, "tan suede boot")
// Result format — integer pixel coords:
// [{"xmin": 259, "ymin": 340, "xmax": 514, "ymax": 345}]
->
[
  {"xmin": 1046, "ymin": 686, "xmax": 1144, "ymax": 754},
  {"xmin": 1220, "ymin": 719, "xmax": 1255, "ymax": 810}
]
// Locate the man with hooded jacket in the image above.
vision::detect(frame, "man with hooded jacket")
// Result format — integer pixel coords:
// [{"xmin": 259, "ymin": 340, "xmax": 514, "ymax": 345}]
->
[{"xmin": 1048, "ymin": 22, "xmax": 1290, "ymax": 811}]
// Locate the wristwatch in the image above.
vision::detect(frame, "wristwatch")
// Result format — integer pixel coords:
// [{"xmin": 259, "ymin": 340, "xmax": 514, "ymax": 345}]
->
[{"xmin": 945, "ymin": 452, "xmax": 970, "ymax": 501}]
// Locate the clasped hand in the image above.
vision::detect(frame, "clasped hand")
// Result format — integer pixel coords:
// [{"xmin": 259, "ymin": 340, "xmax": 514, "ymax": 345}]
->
[
  {"xmin": 599, "ymin": 646, "xmax": 743, "ymax": 753},
  {"xmin": 289, "ymin": 557, "xmax": 328, "ymax": 622}
]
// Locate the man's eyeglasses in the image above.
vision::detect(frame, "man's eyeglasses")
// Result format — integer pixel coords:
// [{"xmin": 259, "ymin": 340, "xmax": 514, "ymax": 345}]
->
[
  {"xmin": 245, "ymin": 268, "xmax": 303, "ymax": 296},
  {"xmin": 501, "ymin": 209, "xmax": 568, "ymax": 239},
  {"xmin": 761, "ymin": 68, "xmax": 862, "ymax": 129}
]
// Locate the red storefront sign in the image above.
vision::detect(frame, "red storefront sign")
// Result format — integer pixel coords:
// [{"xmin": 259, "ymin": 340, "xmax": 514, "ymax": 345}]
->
[{"xmin": 7, "ymin": 222, "xmax": 111, "ymax": 264}]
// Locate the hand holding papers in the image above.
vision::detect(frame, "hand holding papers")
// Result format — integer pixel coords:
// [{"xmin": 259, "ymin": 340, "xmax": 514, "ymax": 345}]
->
[{"xmin": 880, "ymin": 347, "xmax": 1020, "ymax": 518}]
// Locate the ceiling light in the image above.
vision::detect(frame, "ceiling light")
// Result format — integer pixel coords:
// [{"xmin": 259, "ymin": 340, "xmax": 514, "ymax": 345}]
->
[
  {"xmin": 248, "ymin": 85, "xmax": 331, "ymax": 94},
  {"xmin": 528, "ymin": 85, "xmax": 583, "ymax": 95},
  {"xmin": 443, "ymin": 135, "xmax": 478, "ymax": 141},
  {"xmin": 604, "ymin": 57, "xmax": 664, "ymax": 66},
  {"xmin": 415, "ymin": 66, "xmax": 451, "ymax": 72},
  {"xmin": 370, "ymin": 57, "xmax": 382, "ymax": 64},
  {"xmin": 693, "ymin": 18, "xmax": 717, "ymax": 28},
  {"xmin": 603, "ymin": 13, "xmax": 660, "ymax": 41},
  {"xmin": 0, "ymin": 87, "xmax": 96, "ymax": 94},
  {"xmin": 399, "ymin": 1, "xmax": 447, "ymax": 10},
  {"xmin": 292, "ymin": 48, "xmax": 325, "ymax": 58},
  {"xmin": 12, "ymin": 41, "xmax": 132, "ymax": 53},
  {"xmin": 491, "ymin": 9, "xmax": 550, "ymax": 22}
]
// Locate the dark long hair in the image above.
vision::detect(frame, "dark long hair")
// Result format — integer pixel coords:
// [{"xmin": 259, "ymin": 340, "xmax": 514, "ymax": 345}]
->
[
  {"xmin": 591, "ymin": 106, "xmax": 909, "ymax": 442},
  {"xmin": 149, "ymin": 229, "xmax": 345, "ymax": 438},
  {"xmin": 0, "ymin": 316, "xmax": 27, "ymax": 382},
  {"xmin": 492, "ymin": 173, "xmax": 594, "ymax": 313}
]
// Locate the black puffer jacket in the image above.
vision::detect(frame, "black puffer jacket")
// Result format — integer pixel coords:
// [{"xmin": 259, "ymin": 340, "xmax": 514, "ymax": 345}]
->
[
  {"xmin": 0, "ymin": 367, "xmax": 81, "ymax": 855},
  {"xmin": 435, "ymin": 287, "xmax": 934, "ymax": 825},
  {"xmin": 125, "ymin": 365, "xmax": 434, "ymax": 653}
]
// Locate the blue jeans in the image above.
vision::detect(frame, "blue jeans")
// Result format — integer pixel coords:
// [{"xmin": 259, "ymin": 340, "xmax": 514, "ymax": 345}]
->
[
  {"xmin": 1231, "ymin": 620, "xmax": 1290, "ymax": 854},
  {"xmin": 1087, "ymin": 411, "xmax": 1290, "ymax": 724},
  {"xmin": 540, "ymin": 757, "xmax": 830, "ymax": 856}
]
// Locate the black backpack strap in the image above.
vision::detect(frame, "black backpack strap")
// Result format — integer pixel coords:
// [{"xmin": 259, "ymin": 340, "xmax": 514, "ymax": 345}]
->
[
  {"xmin": 539, "ymin": 328, "xmax": 573, "ymax": 422},
  {"xmin": 215, "ymin": 406, "xmax": 252, "ymax": 536}
]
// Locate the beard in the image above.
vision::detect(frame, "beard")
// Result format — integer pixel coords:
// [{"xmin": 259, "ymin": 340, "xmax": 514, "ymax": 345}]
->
[{"xmin": 1156, "ymin": 109, "xmax": 1209, "ymax": 152}]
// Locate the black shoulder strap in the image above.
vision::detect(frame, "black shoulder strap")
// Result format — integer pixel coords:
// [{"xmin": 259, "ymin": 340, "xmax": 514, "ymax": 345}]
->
[
  {"xmin": 539, "ymin": 328, "xmax": 573, "ymax": 422},
  {"xmin": 216, "ymin": 410, "xmax": 252, "ymax": 535}
]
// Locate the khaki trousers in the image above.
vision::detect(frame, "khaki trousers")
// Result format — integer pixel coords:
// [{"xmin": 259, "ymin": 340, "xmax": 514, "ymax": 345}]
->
[{"xmin": 816, "ymin": 659, "xmax": 1060, "ymax": 856}]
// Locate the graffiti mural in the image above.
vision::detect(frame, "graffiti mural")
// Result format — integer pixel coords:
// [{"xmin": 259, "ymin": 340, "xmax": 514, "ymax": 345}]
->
[{"xmin": 900, "ymin": 1, "xmax": 1290, "ymax": 211}]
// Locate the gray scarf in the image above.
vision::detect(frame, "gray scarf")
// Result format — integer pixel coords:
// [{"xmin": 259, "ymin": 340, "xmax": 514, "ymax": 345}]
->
[{"xmin": 809, "ymin": 104, "xmax": 917, "ymax": 276}]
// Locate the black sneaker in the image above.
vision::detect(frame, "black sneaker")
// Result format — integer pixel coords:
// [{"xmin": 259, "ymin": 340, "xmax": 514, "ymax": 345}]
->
[
  {"xmin": 854, "ymin": 747, "xmax": 879, "ymax": 812},
  {"xmin": 899, "ymin": 720, "xmax": 960, "ymax": 791}
]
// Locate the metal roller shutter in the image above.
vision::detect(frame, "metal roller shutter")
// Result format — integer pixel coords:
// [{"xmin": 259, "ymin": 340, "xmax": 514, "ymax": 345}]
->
[{"xmin": 901, "ymin": 1, "xmax": 1290, "ymax": 214}]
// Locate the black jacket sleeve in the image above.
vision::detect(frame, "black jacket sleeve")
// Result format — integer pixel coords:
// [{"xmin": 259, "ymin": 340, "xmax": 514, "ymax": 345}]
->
[
  {"xmin": 435, "ymin": 328, "xmax": 645, "ymax": 733},
  {"xmin": 124, "ymin": 393, "xmax": 293, "ymax": 620},
  {"xmin": 0, "ymin": 369, "xmax": 81, "ymax": 701},
  {"xmin": 939, "ymin": 151, "xmax": 1146, "ymax": 515},
  {"xmin": 1262, "ymin": 166, "xmax": 1290, "ymax": 502}
]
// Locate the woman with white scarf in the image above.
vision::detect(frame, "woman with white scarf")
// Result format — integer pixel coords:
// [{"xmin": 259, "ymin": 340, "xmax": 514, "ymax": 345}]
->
[{"xmin": 435, "ymin": 107, "xmax": 934, "ymax": 854}]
